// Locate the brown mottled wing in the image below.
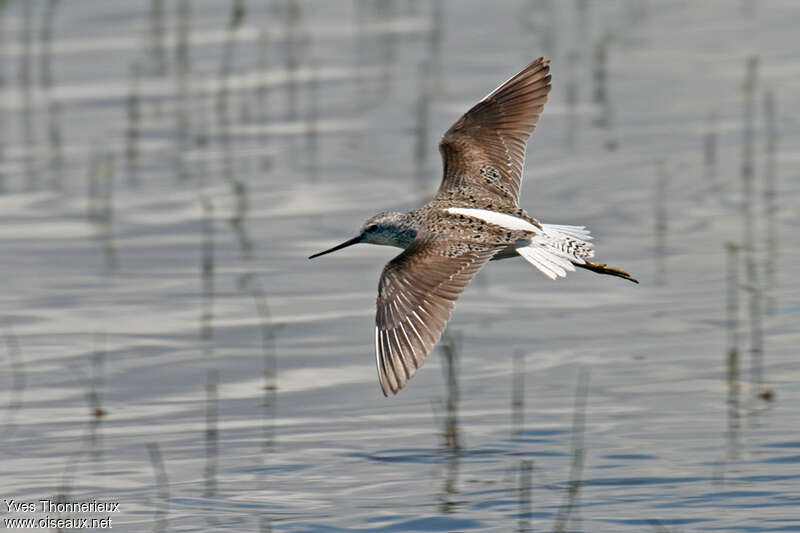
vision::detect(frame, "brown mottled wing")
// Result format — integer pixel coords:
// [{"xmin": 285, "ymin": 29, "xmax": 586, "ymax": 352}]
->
[
  {"xmin": 375, "ymin": 238, "xmax": 501, "ymax": 396},
  {"xmin": 437, "ymin": 57, "xmax": 552, "ymax": 205}
]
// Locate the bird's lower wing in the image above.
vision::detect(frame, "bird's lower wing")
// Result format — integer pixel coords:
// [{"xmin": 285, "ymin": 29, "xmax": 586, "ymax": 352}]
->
[{"xmin": 375, "ymin": 238, "xmax": 502, "ymax": 396}]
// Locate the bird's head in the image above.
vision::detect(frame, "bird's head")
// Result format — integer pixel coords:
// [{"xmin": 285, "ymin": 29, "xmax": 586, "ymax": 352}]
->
[{"xmin": 308, "ymin": 211, "xmax": 417, "ymax": 259}]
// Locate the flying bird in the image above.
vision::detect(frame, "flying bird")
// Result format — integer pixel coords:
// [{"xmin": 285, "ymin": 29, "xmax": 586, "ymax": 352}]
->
[{"xmin": 310, "ymin": 58, "xmax": 637, "ymax": 396}]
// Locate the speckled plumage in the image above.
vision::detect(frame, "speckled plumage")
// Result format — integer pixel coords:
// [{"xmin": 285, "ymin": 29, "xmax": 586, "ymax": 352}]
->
[{"xmin": 309, "ymin": 57, "xmax": 637, "ymax": 396}]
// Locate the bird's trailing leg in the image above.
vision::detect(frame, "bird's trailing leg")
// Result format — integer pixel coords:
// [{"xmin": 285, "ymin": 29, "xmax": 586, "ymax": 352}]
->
[{"xmin": 573, "ymin": 260, "xmax": 638, "ymax": 283}]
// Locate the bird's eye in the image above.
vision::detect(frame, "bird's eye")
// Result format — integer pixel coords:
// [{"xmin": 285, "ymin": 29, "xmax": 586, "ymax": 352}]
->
[{"xmin": 366, "ymin": 224, "xmax": 379, "ymax": 233}]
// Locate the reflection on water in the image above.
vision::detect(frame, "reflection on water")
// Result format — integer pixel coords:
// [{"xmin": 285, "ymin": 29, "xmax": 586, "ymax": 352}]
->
[
  {"xmin": 174, "ymin": 0, "xmax": 192, "ymax": 182},
  {"xmin": 591, "ymin": 33, "xmax": 610, "ymax": 130},
  {"xmin": 413, "ymin": 60, "xmax": 433, "ymax": 194},
  {"xmin": 284, "ymin": 0, "xmax": 308, "ymax": 158},
  {"xmin": 88, "ymin": 332, "xmax": 107, "ymax": 421},
  {"xmin": 511, "ymin": 350, "xmax": 524, "ymax": 437},
  {"xmin": 516, "ymin": 458, "xmax": 533, "ymax": 533},
  {"xmin": 1, "ymin": 322, "xmax": 23, "ymax": 437},
  {"xmin": 146, "ymin": 442, "xmax": 170, "ymax": 533},
  {"xmin": 148, "ymin": 0, "xmax": 167, "ymax": 77},
  {"xmin": 19, "ymin": 0, "xmax": 35, "ymax": 190},
  {"xmin": 737, "ymin": 56, "xmax": 774, "ymax": 404},
  {"xmin": 762, "ymin": 90, "xmax": 778, "ymax": 315},
  {"xmin": 739, "ymin": 59, "xmax": 758, "ymax": 398},
  {"xmin": 553, "ymin": 369, "xmax": 589, "ymax": 533},
  {"xmin": 1, "ymin": 1, "xmax": 799, "ymax": 532},
  {"xmin": 87, "ymin": 150, "xmax": 118, "ymax": 272},
  {"xmin": 704, "ymin": 112, "xmax": 718, "ymax": 190},
  {"xmin": 304, "ymin": 58, "xmax": 320, "ymax": 181},
  {"xmin": 125, "ymin": 61, "xmax": 141, "ymax": 187},
  {"xmin": 436, "ymin": 330, "xmax": 462, "ymax": 451},
  {"xmin": 564, "ymin": 50, "xmax": 579, "ymax": 151},
  {"xmin": 0, "ymin": 2, "xmax": 6, "ymax": 192},
  {"xmin": 238, "ymin": 272, "xmax": 280, "ymax": 451},
  {"xmin": 653, "ymin": 162, "xmax": 668, "ymax": 286},
  {"xmin": 199, "ymin": 189, "xmax": 218, "ymax": 501},
  {"xmin": 520, "ymin": 0, "xmax": 556, "ymax": 60},
  {"xmin": 87, "ymin": 341, "xmax": 106, "ymax": 472},
  {"xmin": 436, "ymin": 331, "xmax": 463, "ymax": 515},
  {"xmin": 41, "ymin": 0, "xmax": 61, "ymax": 190},
  {"xmin": 725, "ymin": 242, "xmax": 741, "ymax": 460}
]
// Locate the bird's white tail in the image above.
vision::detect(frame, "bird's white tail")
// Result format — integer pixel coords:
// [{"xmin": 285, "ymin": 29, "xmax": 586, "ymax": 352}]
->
[{"xmin": 515, "ymin": 224, "xmax": 595, "ymax": 280}]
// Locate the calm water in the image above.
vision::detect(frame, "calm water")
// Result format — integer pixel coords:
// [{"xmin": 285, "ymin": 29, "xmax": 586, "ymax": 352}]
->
[{"xmin": 1, "ymin": 1, "xmax": 799, "ymax": 531}]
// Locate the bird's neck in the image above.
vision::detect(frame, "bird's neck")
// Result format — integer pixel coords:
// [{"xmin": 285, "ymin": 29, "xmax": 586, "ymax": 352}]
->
[
  {"xmin": 386, "ymin": 227, "xmax": 418, "ymax": 249},
  {"xmin": 375, "ymin": 213, "xmax": 418, "ymax": 249}
]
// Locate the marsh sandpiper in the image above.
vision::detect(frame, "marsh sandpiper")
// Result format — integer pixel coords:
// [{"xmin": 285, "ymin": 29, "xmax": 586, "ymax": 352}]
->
[{"xmin": 310, "ymin": 58, "xmax": 637, "ymax": 396}]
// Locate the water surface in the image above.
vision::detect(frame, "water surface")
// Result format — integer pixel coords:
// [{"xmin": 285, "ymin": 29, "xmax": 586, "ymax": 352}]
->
[{"xmin": 1, "ymin": 1, "xmax": 799, "ymax": 531}]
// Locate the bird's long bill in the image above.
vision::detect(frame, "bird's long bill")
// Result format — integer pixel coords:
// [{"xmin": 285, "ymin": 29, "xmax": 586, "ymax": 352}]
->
[{"xmin": 308, "ymin": 235, "xmax": 362, "ymax": 259}]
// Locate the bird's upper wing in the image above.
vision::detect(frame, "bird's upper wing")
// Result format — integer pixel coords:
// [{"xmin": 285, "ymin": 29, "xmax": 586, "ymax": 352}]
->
[
  {"xmin": 375, "ymin": 237, "xmax": 502, "ymax": 395},
  {"xmin": 436, "ymin": 57, "xmax": 552, "ymax": 205}
]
